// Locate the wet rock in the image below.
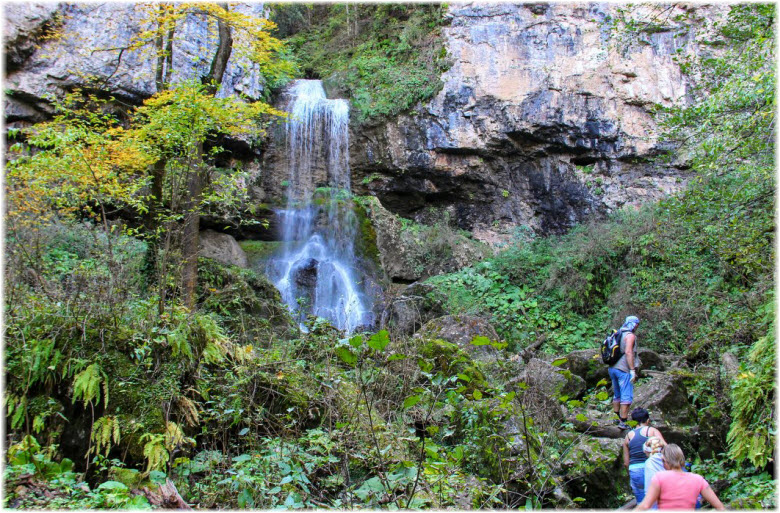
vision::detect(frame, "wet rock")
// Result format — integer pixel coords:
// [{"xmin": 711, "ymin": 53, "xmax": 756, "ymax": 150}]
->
[
  {"xmin": 632, "ymin": 370, "xmax": 696, "ymax": 426},
  {"xmin": 292, "ymin": 258, "xmax": 319, "ymax": 288},
  {"xmin": 199, "ymin": 230, "xmax": 248, "ymax": 268}
]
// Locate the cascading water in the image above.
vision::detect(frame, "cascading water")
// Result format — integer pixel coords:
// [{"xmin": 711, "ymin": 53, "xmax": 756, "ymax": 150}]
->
[{"xmin": 266, "ymin": 80, "xmax": 374, "ymax": 333}]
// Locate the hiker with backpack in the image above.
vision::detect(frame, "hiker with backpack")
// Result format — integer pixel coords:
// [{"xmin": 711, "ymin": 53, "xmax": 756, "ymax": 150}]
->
[
  {"xmin": 623, "ymin": 408, "xmax": 666, "ymax": 505},
  {"xmin": 603, "ymin": 315, "xmax": 641, "ymax": 430}
]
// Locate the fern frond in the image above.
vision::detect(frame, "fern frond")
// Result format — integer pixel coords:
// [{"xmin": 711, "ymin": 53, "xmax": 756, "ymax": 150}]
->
[
  {"xmin": 177, "ymin": 396, "xmax": 200, "ymax": 427},
  {"xmin": 72, "ymin": 363, "xmax": 102, "ymax": 406}
]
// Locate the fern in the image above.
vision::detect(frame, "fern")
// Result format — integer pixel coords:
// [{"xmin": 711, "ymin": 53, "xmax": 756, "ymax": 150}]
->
[
  {"xmin": 90, "ymin": 416, "xmax": 121, "ymax": 457},
  {"xmin": 168, "ymin": 323, "xmax": 193, "ymax": 361},
  {"xmin": 72, "ymin": 363, "xmax": 108, "ymax": 407},
  {"xmin": 141, "ymin": 433, "xmax": 169, "ymax": 473},
  {"xmin": 140, "ymin": 421, "xmax": 195, "ymax": 474},
  {"xmin": 7, "ymin": 394, "xmax": 27, "ymax": 430},
  {"xmin": 727, "ymin": 332, "xmax": 775, "ymax": 467},
  {"xmin": 176, "ymin": 396, "xmax": 200, "ymax": 427}
]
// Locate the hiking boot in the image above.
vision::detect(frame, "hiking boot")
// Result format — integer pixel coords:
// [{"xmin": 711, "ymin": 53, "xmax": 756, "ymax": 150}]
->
[{"xmin": 618, "ymin": 421, "xmax": 630, "ymax": 430}]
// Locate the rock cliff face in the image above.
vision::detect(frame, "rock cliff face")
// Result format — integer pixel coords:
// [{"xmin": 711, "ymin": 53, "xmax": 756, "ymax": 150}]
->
[
  {"xmin": 344, "ymin": 3, "xmax": 712, "ymax": 240},
  {"xmin": 4, "ymin": 3, "xmax": 267, "ymax": 126}
]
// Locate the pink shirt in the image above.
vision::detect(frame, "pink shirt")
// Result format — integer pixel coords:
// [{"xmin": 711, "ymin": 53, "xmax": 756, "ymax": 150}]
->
[{"xmin": 651, "ymin": 470, "xmax": 709, "ymax": 509}]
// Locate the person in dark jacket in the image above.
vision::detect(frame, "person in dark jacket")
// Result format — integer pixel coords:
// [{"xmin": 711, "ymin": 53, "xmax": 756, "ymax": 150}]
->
[{"xmin": 623, "ymin": 408, "xmax": 666, "ymax": 504}]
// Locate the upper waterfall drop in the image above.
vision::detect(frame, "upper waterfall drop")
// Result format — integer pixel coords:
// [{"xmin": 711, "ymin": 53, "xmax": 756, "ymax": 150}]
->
[{"xmin": 267, "ymin": 80, "xmax": 374, "ymax": 333}]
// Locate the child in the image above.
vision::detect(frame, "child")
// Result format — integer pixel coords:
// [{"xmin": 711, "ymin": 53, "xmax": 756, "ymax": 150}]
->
[{"xmin": 642, "ymin": 437, "xmax": 665, "ymax": 509}]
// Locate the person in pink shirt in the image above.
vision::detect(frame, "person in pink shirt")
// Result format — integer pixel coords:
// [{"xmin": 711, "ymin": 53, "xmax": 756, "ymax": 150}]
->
[{"xmin": 636, "ymin": 444, "xmax": 725, "ymax": 510}]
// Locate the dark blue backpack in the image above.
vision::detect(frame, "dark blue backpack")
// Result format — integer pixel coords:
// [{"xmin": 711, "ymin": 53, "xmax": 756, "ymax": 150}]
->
[{"xmin": 600, "ymin": 329, "xmax": 623, "ymax": 365}]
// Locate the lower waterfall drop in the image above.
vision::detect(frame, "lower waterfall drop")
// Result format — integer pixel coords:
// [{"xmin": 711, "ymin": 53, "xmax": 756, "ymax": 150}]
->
[{"xmin": 266, "ymin": 80, "xmax": 374, "ymax": 333}]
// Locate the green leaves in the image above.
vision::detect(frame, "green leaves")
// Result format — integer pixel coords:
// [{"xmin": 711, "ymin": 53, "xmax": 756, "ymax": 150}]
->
[
  {"xmin": 403, "ymin": 395, "xmax": 421, "ymax": 409},
  {"xmin": 72, "ymin": 363, "xmax": 108, "ymax": 408},
  {"xmin": 335, "ymin": 346, "xmax": 357, "ymax": 366},
  {"xmin": 367, "ymin": 330, "xmax": 390, "ymax": 352}
]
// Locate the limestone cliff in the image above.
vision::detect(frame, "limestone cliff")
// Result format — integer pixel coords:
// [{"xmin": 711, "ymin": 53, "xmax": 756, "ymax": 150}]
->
[
  {"xmin": 345, "ymin": 3, "xmax": 719, "ymax": 240},
  {"xmin": 4, "ymin": 3, "xmax": 268, "ymax": 125}
]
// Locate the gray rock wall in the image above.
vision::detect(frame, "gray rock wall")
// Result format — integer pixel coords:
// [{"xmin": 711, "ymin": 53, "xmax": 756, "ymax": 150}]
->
[
  {"xmin": 343, "ymin": 3, "xmax": 721, "ymax": 240},
  {"xmin": 4, "ymin": 2, "xmax": 267, "ymax": 125}
]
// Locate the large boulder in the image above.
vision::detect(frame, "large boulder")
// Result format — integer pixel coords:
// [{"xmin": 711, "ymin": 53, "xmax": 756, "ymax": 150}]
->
[
  {"xmin": 558, "ymin": 435, "xmax": 628, "ymax": 508},
  {"xmin": 199, "ymin": 230, "xmax": 249, "ymax": 268},
  {"xmin": 520, "ymin": 358, "xmax": 587, "ymax": 400},
  {"xmin": 561, "ymin": 349, "xmax": 609, "ymax": 387},
  {"xmin": 638, "ymin": 349, "xmax": 665, "ymax": 372},
  {"xmin": 563, "ymin": 348, "xmax": 664, "ymax": 387},
  {"xmin": 356, "ymin": 196, "xmax": 489, "ymax": 282},
  {"xmin": 414, "ymin": 314, "xmax": 501, "ymax": 361},
  {"xmin": 566, "ymin": 408, "xmax": 629, "ymax": 439},
  {"xmin": 382, "ymin": 282, "xmax": 445, "ymax": 336},
  {"xmin": 632, "ymin": 370, "xmax": 696, "ymax": 426},
  {"xmin": 508, "ymin": 357, "xmax": 587, "ymax": 428}
]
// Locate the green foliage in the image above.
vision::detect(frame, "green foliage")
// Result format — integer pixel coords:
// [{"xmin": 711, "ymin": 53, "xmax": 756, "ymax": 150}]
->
[
  {"xmin": 72, "ymin": 364, "xmax": 109, "ymax": 408},
  {"xmin": 4, "ymin": 436, "xmax": 151, "ymax": 509},
  {"xmin": 692, "ymin": 459, "xmax": 775, "ymax": 509},
  {"xmin": 726, "ymin": 298, "xmax": 775, "ymax": 468},
  {"xmin": 276, "ymin": 4, "xmax": 451, "ymax": 123}
]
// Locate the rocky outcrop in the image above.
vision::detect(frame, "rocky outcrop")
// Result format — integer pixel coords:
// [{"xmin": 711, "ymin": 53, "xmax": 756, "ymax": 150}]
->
[
  {"xmin": 519, "ymin": 357, "xmax": 587, "ymax": 400},
  {"xmin": 199, "ymin": 230, "xmax": 249, "ymax": 268},
  {"xmin": 358, "ymin": 196, "xmax": 490, "ymax": 283},
  {"xmin": 341, "ymin": 4, "xmax": 722, "ymax": 240},
  {"xmin": 381, "ymin": 282, "xmax": 446, "ymax": 336},
  {"xmin": 558, "ymin": 435, "xmax": 628, "ymax": 508},
  {"xmin": 4, "ymin": 3, "xmax": 268, "ymax": 127},
  {"xmin": 632, "ymin": 370, "xmax": 696, "ymax": 426},
  {"xmin": 561, "ymin": 349, "xmax": 609, "ymax": 387}
]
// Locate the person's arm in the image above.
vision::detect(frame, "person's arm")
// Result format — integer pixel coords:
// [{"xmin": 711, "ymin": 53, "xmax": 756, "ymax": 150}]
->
[
  {"xmin": 700, "ymin": 485, "xmax": 725, "ymax": 510},
  {"xmin": 623, "ymin": 435, "xmax": 631, "ymax": 470},
  {"xmin": 650, "ymin": 427, "xmax": 667, "ymax": 445},
  {"xmin": 624, "ymin": 333, "xmax": 636, "ymax": 382},
  {"xmin": 636, "ymin": 480, "xmax": 660, "ymax": 510}
]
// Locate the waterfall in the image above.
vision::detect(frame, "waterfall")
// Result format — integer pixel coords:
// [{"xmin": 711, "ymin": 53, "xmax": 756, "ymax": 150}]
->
[{"xmin": 267, "ymin": 80, "xmax": 374, "ymax": 333}]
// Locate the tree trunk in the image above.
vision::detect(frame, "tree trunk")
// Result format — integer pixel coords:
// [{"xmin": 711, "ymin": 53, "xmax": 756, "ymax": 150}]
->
[
  {"xmin": 144, "ymin": 158, "xmax": 166, "ymax": 285},
  {"xmin": 155, "ymin": 3, "xmax": 174, "ymax": 91},
  {"xmin": 180, "ymin": 146, "xmax": 203, "ymax": 310},
  {"xmin": 181, "ymin": 2, "xmax": 233, "ymax": 307},
  {"xmin": 202, "ymin": 2, "xmax": 233, "ymax": 95}
]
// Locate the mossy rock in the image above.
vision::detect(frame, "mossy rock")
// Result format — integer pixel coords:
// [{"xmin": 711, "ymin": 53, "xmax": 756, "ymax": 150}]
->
[
  {"xmin": 239, "ymin": 240, "xmax": 284, "ymax": 268},
  {"xmin": 108, "ymin": 467, "xmax": 145, "ymax": 488},
  {"xmin": 557, "ymin": 435, "xmax": 628, "ymax": 508},
  {"xmin": 418, "ymin": 338, "xmax": 487, "ymax": 390},
  {"xmin": 197, "ymin": 258, "xmax": 295, "ymax": 341}
]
